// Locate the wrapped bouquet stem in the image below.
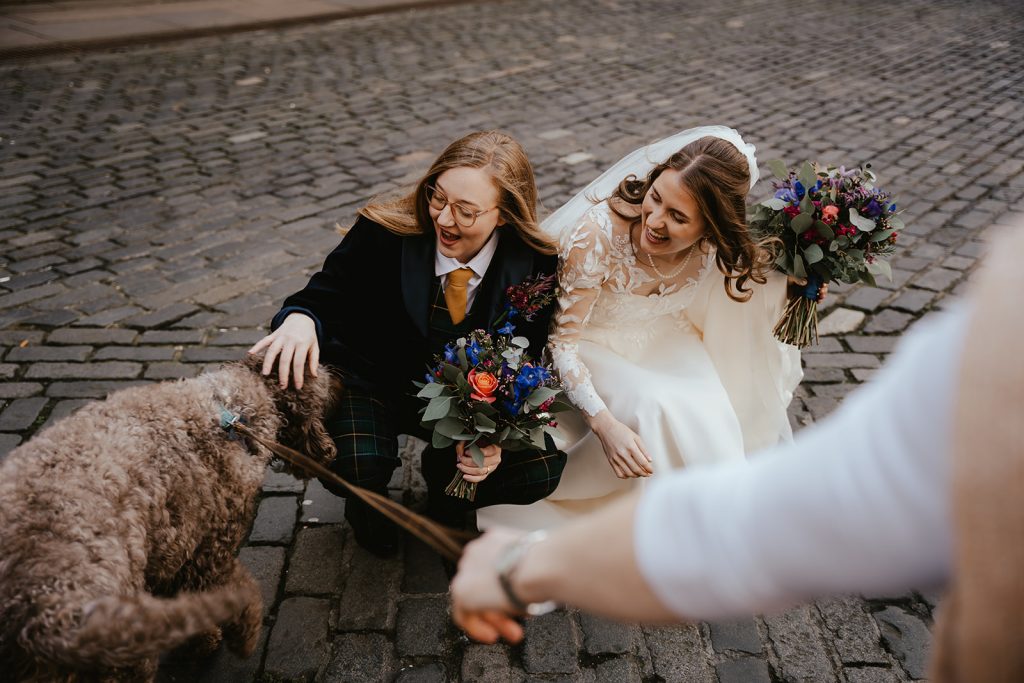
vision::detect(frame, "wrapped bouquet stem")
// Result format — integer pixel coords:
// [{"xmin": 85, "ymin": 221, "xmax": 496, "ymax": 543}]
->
[{"xmin": 749, "ymin": 160, "xmax": 903, "ymax": 348}]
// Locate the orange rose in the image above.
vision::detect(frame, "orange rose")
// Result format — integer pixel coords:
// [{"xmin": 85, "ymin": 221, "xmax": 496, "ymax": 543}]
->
[
  {"xmin": 468, "ymin": 369, "xmax": 498, "ymax": 403},
  {"xmin": 821, "ymin": 205, "xmax": 840, "ymax": 223}
]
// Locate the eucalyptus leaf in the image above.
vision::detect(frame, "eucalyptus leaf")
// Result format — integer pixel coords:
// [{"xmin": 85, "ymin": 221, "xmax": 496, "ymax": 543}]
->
[
  {"xmin": 457, "ymin": 347, "xmax": 469, "ymax": 373},
  {"xmin": 468, "ymin": 443, "xmax": 486, "ymax": 467},
  {"xmin": 803, "ymin": 243, "xmax": 824, "ymax": 265},
  {"xmin": 859, "ymin": 270, "xmax": 878, "ymax": 287},
  {"xmin": 867, "ymin": 259, "xmax": 893, "ymax": 281},
  {"xmin": 423, "ymin": 396, "xmax": 453, "ymax": 421},
  {"xmin": 442, "ymin": 364, "xmax": 462, "ymax": 383},
  {"xmin": 793, "ymin": 252, "xmax": 807, "ymax": 279},
  {"xmin": 474, "ymin": 412, "xmax": 497, "ymax": 433},
  {"xmin": 476, "ymin": 401, "xmax": 499, "ymax": 418},
  {"xmin": 431, "ymin": 431, "xmax": 455, "ymax": 449},
  {"xmin": 416, "ymin": 382, "xmax": 446, "ymax": 399},
  {"xmin": 848, "ymin": 207, "xmax": 876, "ymax": 232},
  {"xmin": 529, "ymin": 428, "xmax": 547, "ymax": 449},
  {"xmin": 547, "ymin": 399, "xmax": 575, "ymax": 414},
  {"xmin": 543, "ymin": 424, "xmax": 567, "ymax": 443},
  {"xmin": 798, "ymin": 161, "xmax": 817, "ymax": 190},
  {"xmin": 762, "ymin": 197, "xmax": 788, "ymax": 211},
  {"xmin": 511, "ymin": 336, "xmax": 530, "ymax": 348},
  {"xmin": 436, "ymin": 416, "xmax": 467, "ymax": 438},
  {"xmin": 791, "ymin": 212, "xmax": 813, "ymax": 232},
  {"xmin": 767, "ymin": 159, "xmax": 789, "ymax": 180},
  {"xmin": 775, "ymin": 250, "xmax": 792, "ymax": 270},
  {"xmin": 498, "ymin": 426, "xmax": 512, "ymax": 442},
  {"xmin": 814, "ymin": 221, "xmax": 835, "ymax": 240},
  {"xmin": 526, "ymin": 386, "xmax": 559, "ymax": 408},
  {"xmin": 870, "ymin": 228, "xmax": 895, "ymax": 243},
  {"xmin": 800, "ymin": 192, "xmax": 814, "ymax": 216},
  {"xmin": 888, "ymin": 215, "xmax": 905, "ymax": 230}
]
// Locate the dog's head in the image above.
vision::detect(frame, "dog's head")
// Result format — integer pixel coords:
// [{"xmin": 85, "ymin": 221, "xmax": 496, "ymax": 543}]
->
[{"xmin": 241, "ymin": 354, "xmax": 340, "ymax": 471}]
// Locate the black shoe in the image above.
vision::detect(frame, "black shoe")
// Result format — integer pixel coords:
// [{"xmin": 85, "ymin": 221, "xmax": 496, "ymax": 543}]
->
[{"xmin": 345, "ymin": 499, "xmax": 399, "ymax": 559}]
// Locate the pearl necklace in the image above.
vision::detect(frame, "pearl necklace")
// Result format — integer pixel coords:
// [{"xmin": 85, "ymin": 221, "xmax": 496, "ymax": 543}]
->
[{"xmin": 644, "ymin": 241, "xmax": 696, "ymax": 279}]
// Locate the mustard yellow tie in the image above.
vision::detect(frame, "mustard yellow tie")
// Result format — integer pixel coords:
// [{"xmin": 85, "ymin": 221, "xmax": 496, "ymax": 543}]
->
[{"xmin": 444, "ymin": 267, "xmax": 474, "ymax": 325}]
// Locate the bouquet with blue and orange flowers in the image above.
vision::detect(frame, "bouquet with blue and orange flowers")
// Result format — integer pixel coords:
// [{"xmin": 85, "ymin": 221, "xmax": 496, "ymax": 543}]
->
[
  {"xmin": 413, "ymin": 274, "xmax": 569, "ymax": 501},
  {"xmin": 748, "ymin": 160, "xmax": 902, "ymax": 348}
]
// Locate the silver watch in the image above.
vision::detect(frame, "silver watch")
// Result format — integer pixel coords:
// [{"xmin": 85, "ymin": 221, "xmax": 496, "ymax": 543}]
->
[{"xmin": 495, "ymin": 530, "xmax": 558, "ymax": 616}]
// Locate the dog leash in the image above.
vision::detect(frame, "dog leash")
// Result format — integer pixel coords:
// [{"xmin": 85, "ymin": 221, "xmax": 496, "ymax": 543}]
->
[{"xmin": 220, "ymin": 411, "xmax": 473, "ymax": 562}]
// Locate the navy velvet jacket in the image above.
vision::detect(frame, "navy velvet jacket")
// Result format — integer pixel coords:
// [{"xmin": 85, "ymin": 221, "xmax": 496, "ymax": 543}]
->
[{"xmin": 272, "ymin": 215, "xmax": 558, "ymax": 402}]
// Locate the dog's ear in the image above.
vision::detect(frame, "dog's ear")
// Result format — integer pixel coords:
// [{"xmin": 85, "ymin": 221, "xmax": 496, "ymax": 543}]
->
[{"xmin": 276, "ymin": 366, "xmax": 338, "ymax": 469}]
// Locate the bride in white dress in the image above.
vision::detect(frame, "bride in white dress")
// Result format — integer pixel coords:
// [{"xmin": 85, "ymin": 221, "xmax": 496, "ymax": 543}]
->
[{"xmin": 479, "ymin": 126, "xmax": 811, "ymax": 530}]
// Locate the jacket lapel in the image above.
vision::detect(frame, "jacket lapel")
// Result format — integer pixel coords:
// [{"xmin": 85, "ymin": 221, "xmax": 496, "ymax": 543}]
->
[
  {"xmin": 474, "ymin": 230, "xmax": 534, "ymax": 330},
  {"xmin": 401, "ymin": 233, "xmax": 436, "ymax": 338}
]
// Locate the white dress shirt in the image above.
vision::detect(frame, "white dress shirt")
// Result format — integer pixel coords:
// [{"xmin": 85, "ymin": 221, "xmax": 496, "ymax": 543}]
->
[
  {"xmin": 634, "ymin": 304, "xmax": 969, "ymax": 620},
  {"xmin": 435, "ymin": 231, "xmax": 499, "ymax": 316}
]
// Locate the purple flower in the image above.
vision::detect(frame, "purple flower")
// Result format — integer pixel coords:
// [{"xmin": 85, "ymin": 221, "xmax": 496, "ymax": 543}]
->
[
  {"xmin": 774, "ymin": 187, "xmax": 798, "ymax": 203},
  {"xmin": 862, "ymin": 199, "xmax": 883, "ymax": 218}
]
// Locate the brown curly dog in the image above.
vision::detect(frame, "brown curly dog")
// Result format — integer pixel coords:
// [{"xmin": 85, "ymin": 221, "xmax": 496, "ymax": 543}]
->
[{"xmin": 0, "ymin": 355, "xmax": 339, "ymax": 682}]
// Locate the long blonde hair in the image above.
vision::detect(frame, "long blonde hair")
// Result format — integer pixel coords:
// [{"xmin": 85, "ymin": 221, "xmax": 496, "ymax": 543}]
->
[{"xmin": 360, "ymin": 131, "xmax": 557, "ymax": 255}]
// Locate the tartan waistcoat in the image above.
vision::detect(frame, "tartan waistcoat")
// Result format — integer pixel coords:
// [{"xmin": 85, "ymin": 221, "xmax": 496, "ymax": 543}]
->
[{"xmin": 427, "ymin": 278, "xmax": 478, "ymax": 354}]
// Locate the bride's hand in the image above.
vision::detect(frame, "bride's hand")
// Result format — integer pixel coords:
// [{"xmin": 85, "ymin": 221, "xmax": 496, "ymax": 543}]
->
[
  {"xmin": 787, "ymin": 276, "xmax": 829, "ymax": 303},
  {"xmin": 588, "ymin": 411, "xmax": 653, "ymax": 479}
]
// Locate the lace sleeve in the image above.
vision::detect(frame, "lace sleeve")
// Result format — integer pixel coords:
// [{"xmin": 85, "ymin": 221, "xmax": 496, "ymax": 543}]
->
[{"xmin": 549, "ymin": 212, "xmax": 612, "ymax": 417}]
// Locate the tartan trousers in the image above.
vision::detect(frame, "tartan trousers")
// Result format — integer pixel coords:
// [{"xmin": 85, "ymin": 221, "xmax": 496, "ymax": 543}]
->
[{"xmin": 321, "ymin": 384, "xmax": 567, "ymax": 519}]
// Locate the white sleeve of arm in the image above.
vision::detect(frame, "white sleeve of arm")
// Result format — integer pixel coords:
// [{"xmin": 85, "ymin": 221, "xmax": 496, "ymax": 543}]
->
[{"xmin": 634, "ymin": 305, "xmax": 969, "ymax": 620}]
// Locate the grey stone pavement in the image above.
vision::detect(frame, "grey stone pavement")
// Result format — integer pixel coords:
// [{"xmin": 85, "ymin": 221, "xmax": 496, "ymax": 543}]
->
[{"xmin": 1, "ymin": 0, "xmax": 1023, "ymax": 680}]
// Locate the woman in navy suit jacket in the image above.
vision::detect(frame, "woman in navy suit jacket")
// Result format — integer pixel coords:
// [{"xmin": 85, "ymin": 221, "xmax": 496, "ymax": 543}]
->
[{"xmin": 250, "ymin": 131, "xmax": 565, "ymax": 557}]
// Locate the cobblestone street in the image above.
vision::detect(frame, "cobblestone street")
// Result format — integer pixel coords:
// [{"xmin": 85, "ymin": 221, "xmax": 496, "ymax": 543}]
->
[{"xmin": 2, "ymin": 0, "xmax": 1023, "ymax": 680}]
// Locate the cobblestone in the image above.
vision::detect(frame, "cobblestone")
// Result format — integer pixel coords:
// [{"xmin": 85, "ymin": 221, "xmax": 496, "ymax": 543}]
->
[
  {"xmin": 248, "ymin": 495, "xmax": 297, "ymax": 544},
  {"xmin": 0, "ymin": 397, "xmax": 48, "ymax": 431},
  {"xmin": 522, "ymin": 611, "xmax": 580, "ymax": 675},
  {"xmin": 459, "ymin": 644, "xmax": 514, "ymax": 683},
  {"xmin": 396, "ymin": 596, "xmax": 449, "ymax": 657},
  {"xmin": 264, "ymin": 596, "xmax": 331, "ymax": 681},
  {"xmin": 285, "ymin": 525, "xmax": 346, "ymax": 595},
  {"xmin": 4, "ymin": 0, "xmax": 1020, "ymax": 677},
  {"xmin": 764, "ymin": 606, "xmax": 839, "ymax": 682},
  {"xmin": 874, "ymin": 606, "xmax": 933, "ymax": 680},
  {"xmin": 323, "ymin": 633, "xmax": 398, "ymax": 683}
]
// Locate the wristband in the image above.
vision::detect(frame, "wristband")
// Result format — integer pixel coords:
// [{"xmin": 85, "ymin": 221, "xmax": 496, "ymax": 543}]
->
[{"xmin": 495, "ymin": 530, "xmax": 558, "ymax": 616}]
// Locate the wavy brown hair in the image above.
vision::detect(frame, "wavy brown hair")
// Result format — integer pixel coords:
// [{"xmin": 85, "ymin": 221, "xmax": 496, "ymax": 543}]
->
[
  {"xmin": 608, "ymin": 136, "xmax": 773, "ymax": 301},
  {"xmin": 360, "ymin": 131, "xmax": 557, "ymax": 255}
]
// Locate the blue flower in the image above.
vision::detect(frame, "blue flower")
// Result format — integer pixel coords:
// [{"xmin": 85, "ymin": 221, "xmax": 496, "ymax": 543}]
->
[
  {"xmin": 794, "ymin": 180, "xmax": 806, "ymax": 200},
  {"xmin": 515, "ymin": 364, "xmax": 550, "ymax": 395},
  {"xmin": 863, "ymin": 199, "xmax": 882, "ymax": 218},
  {"xmin": 497, "ymin": 322, "xmax": 516, "ymax": 335},
  {"xmin": 889, "ymin": 203, "xmax": 897, "ymax": 212},
  {"xmin": 424, "ymin": 372, "xmax": 436, "ymax": 384},
  {"xmin": 466, "ymin": 339, "xmax": 482, "ymax": 366},
  {"xmin": 774, "ymin": 188, "xmax": 798, "ymax": 204},
  {"xmin": 443, "ymin": 342, "xmax": 458, "ymax": 364}
]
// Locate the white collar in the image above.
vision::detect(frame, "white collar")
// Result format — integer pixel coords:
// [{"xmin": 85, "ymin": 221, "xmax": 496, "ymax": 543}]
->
[{"xmin": 434, "ymin": 229, "xmax": 500, "ymax": 279}]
